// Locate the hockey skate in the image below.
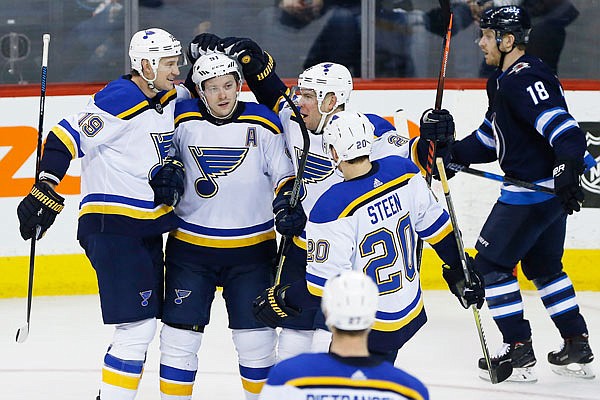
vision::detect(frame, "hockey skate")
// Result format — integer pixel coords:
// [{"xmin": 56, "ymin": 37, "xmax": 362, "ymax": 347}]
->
[
  {"xmin": 479, "ymin": 339, "xmax": 537, "ymax": 383},
  {"xmin": 548, "ymin": 334, "xmax": 595, "ymax": 379}
]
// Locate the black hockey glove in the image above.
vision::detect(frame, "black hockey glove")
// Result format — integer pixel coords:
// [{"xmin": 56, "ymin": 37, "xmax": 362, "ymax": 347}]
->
[
  {"xmin": 419, "ymin": 108, "xmax": 455, "ymax": 144},
  {"xmin": 253, "ymin": 284, "xmax": 300, "ymax": 328},
  {"xmin": 149, "ymin": 157, "xmax": 185, "ymax": 207},
  {"xmin": 273, "ymin": 190, "xmax": 307, "ymax": 237},
  {"xmin": 17, "ymin": 181, "xmax": 65, "ymax": 240},
  {"xmin": 553, "ymin": 158, "xmax": 585, "ymax": 215},
  {"xmin": 442, "ymin": 255, "xmax": 485, "ymax": 309},
  {"xmin": 221, "ymin": 37, "xmax": 274, "ymax": 79},
  {"xmin": 187, "ymin": 33, "xmax": 222, "ymax": 64}
]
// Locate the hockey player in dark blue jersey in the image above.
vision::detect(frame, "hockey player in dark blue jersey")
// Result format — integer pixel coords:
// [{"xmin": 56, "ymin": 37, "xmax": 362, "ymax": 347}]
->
[
  {"xmin": 420, "ymin": 6, "xmax": 595, "ymax": 382},
  {"xmin": 259, "ymin": 270, "xmax": 429, "ymax": 400}
]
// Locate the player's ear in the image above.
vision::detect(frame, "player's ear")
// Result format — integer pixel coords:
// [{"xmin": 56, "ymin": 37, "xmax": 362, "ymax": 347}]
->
[
  {"xmin": 323, "ymin": 93, "xmax": 338, "ymax": 113},
  {"xmin": 141, "ymin": 59, "xmax": 154, "ymax": 78}
]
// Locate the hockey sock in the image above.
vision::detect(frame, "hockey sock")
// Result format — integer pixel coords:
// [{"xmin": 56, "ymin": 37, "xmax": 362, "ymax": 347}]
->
[
  {"xmin": 484, "ymin": 273, "xmax": 531, "ymax": 343},
  {"xmin": 277, "ymin": 328, "xmax": 315, "ymax": 361},
  {"xmin": 232, "ymin": 328, "xmax": 277, "ymax": 400},
  {"xmin": 159, "ymin": 324, "xmax": 203, "ymax": 400},
  {"xmin": 100, "ymin": 318, "xmax": 157, "ymax": 400},
  {"xmin": 534, "ymin": 272, "xmax": 588, "ymax": 338}
]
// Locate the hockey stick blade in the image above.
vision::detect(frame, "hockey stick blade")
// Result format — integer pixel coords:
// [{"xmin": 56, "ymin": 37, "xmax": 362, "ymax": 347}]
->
[{"xmin": 16, "ymin": 323, "xmax": 29, "ymax": 343}]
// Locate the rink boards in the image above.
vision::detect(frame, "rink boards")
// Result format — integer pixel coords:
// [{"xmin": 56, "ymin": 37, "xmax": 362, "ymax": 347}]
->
[{"xmin": 1, "ymin": 84, "xmax": 598, "ymax": 297}]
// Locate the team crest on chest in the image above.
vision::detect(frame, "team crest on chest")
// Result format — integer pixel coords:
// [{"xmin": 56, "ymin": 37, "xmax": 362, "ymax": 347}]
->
[
  {"xmin": 189, "ymin": 146, "xmax": 249, "ymax": 198},
  {"xmin": 509, "ymin": 62, "xmax": 530, "ymax": 75},
  {"xmin": 294, "ymin": 147, "xmax": 335, "ymax": 201}
]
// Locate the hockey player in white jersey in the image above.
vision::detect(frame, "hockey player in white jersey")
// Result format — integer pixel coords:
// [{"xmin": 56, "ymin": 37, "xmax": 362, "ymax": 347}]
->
[
  {"xmin": 185, "ymin": 34, "xmax": 450, "ymax": 361},
  {"xmin": 16, "ymin": 29, "xmax": 189, "ymax": 400},
  {"xmin": 253, "ymin": 111, "xmax": 485, "ymax": 363},
  {"xmin": 259, "ymin": 270, "xmax": 429, "ymax": 400},
  {"xmin": 157, "ymin": 52, "xmax": 305, "ymax": 400}
]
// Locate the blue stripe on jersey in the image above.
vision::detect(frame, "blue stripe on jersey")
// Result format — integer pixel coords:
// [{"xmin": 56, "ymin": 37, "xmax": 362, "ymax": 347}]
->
[
  {"xmin": 535, "ymin": 107, "xmax": 566, "ymax": 135},
  {"xmin": 58, "ymin": 119, "xmax": 83, "ymax": 157},
  {"xmin": 80, "ymin": 193, "xmax": 155, "ymax": 209},
  {"xmin": 306, "ymin": 272, "xmax": 328, "ymax": 293},
  {"xmin": 375, "ymin": 287, "xmax": 422, "ymax": 321},
  {"xmin": 366, "ymin": 113, "xmax": 395, "ymax": 138},
  {"xmin": 310, "ymin": 156, "xmax": 419, "ymax": 224},
  {"xmin": 239, "ymin": 365, "xmax": 272, "ymax": 380},
  {"xmin": 416, "ymin": 212, "xmax": 449, "ymax": 238},
  {"xmin": 499, "ymin": 185, "xmax": 555, "ymax": 205},
  {"xmin": 104, "ymin": 353, "xmax": 144, "ymax": 374},
  {"xmin": 475, "ymin": 118, "xmax": 495, "ymax": 149},
  {"xmin": 548, "ymin": 119, "xmax": 579, "ymax": 144},
  {"xmin": 178, "ymin": 219, "xmax": 274, "ymax": 237},
  {"xmin": 241, "ymin": 102, "xmax": 284, "ymax": 133},
  {"xmin": 159, "ymin": 364, "xmax": 196, "ymax": 382}
]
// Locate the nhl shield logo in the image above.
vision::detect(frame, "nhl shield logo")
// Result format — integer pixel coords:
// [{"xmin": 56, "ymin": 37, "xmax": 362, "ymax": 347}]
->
[{"xmin": 581, "ymin": 123, "xmax": 600, "ymax": 208}]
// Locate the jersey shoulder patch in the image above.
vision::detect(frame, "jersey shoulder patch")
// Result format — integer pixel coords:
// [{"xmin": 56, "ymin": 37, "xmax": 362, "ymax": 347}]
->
[
  {"xmin": 366, "ymin": 113, "xmax": 395, "ymax": 138},
  {"xmin": 93, "ymin": 77, "xmax": 175, "ymax": 120},
  {"xmin": 174, "ymin": 99, "xmax": 203, "ymax": 127},
  {"xmin": 238, "ymin": 102, "xmax": 283, "ymax": 134}
]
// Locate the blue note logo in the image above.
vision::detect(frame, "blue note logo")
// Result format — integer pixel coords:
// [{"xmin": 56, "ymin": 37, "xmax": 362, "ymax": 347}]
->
[
  {"xmin": 174, "ymin": 289, "xmax": 192, "ymax": 305},
  {"xmin": 189, "ymin": 146, "xmax": 248, "ymax": 198},
  {"xmin": 139, "ymin": 290, "xmax": 152, "ymax": 307}
]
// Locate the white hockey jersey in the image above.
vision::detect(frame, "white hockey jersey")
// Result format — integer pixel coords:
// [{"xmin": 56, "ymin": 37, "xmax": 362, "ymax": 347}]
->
[
  {"xmin": 305, "ymin": 156, "xmax": 453, "ymax": 351},
  {"xmin": 275, "ymin": 103, "xmax": 420, "ymax": 250},
  {"xmin": 46, "ymin": 77, "xmax": 189, "ymax": 238},
  {"xmin": 170, "ymin": 100, "xmax": 295, "ymax": 262}
]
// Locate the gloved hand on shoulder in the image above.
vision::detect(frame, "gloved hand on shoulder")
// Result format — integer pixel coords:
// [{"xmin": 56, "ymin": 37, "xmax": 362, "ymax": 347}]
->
[
  {"xmin": 187, "ymin": 33, "xmax": 222, "ymax": 64},
  {"xmin": 221, "ymin": 37, "xmax": 274, "ymax": 79}
]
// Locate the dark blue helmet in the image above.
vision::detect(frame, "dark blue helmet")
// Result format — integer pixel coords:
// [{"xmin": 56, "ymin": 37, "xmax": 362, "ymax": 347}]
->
[{"xmin": 480, "ymin": 6, "xmax": 531, "ymax": 46}]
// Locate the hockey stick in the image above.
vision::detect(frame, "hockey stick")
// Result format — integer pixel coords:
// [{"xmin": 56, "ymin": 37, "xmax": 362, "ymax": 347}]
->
[
  {"xmin": 446, "ymin": 163, "xmax": 555, "ymax": 194},
  {"xmin": 273, "ymin": 89, "xmax": 310, "ymax": 285},
  {"xmin": 417, "ymin": 0, "xmax": 453, "ymax": 269},
  {"xmin": 16, "ymin": 33, "xmax": 50, "ymax": 344},
  {"xmin": 436, "ymin": 158, "xmax": 513, "ymax": 384}
]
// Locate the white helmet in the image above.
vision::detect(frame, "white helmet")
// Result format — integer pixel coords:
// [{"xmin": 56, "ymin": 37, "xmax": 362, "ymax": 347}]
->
[
  {"xmin": 192, "ymin": 53, "xmax": 243, "ymax": 119},
  {"xmin": 322, "ymin": 111, "xmax": 374, "ymax": 167},
  {"xmin": 322, "ymin": 271, "xmax": 379, "ymax": 331},
  {"xmin": 192, "ymin": 52, "xmax": 242, "ymax": 89},
  {"xmin": 298, "ymin": 62, "xmax": 353, "ymax": 133},
  {"xmin": 129, "ymin": 28, "xmax": 183, "ymax": 90}
]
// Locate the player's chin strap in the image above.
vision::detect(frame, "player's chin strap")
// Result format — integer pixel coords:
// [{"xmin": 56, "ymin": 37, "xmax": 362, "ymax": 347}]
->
[
  {"xmin": 315, "ymin": 102, "xmax": 340, "ymax": 134},
  {"xmin": 141, "ymin": 67, "xmax": 161, "ymax": 94}
]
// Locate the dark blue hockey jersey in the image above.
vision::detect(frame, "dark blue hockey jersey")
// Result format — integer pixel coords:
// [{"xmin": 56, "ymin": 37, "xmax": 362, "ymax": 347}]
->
[{"xmin": 452, "ymin": 54, "xmax": 595, "ymax": 205}]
